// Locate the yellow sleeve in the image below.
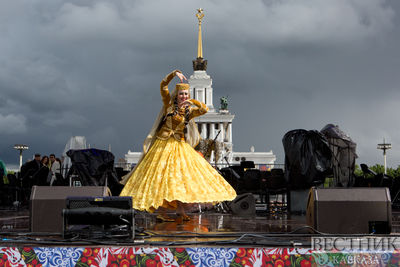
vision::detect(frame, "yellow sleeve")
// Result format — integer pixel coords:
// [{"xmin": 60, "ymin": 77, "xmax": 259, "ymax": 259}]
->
[
  {"xmin": 189, "ymin": 99, "xmax": 208, "ymax": 120},
  {"xmin": 160, "ymin": 70, "xmax": 181, "ymax": 107}
]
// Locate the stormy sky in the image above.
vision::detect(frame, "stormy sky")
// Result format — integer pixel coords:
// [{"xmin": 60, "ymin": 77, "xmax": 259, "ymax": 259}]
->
[{"xmin": 1, "ymin": 0, "xmax": 400, "ymax": 169}]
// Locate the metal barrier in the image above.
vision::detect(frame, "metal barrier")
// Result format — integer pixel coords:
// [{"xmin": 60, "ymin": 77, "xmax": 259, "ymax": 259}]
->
[{"xmin": 113, "ymin": 162, "xmax": 285, "ymax": 172}]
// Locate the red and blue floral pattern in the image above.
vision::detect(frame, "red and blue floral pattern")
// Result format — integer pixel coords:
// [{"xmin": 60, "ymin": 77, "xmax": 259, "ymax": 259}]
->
[{"xmin": 1, "ymin": 246, "xmax": 400, "ymax": 266}]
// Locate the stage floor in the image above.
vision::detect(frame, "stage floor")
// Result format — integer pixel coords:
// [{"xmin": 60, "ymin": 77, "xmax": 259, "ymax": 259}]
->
[
  {"xmin": 2, "ymin": 208, "xmax": 400, "ymax": 266},
  {"xmin": 1, "ymin": 207, "xmax": 400, "ymax": 245},
  {"xmin": 0, "ymin": 208, "xmax": 307, "ymax": 244}
]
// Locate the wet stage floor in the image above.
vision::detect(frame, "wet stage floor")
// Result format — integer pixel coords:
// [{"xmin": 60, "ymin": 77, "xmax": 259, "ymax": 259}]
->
[
  {"xmin": 2, "ymin": 207, "xmax": 400, "ymax": 247},
  {"xmin": 0, "ymin": 205, "xmax": 310, "ymax": 246}
]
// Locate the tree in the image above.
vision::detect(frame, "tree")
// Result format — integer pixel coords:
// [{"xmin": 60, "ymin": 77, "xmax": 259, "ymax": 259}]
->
[{"xmin": 355, "ymin": 164, "xmax": 400, "ymax": 178}]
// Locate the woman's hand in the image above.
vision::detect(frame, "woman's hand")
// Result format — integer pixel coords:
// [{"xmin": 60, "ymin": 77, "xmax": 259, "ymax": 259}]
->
[
  {"xmin": 179, "ymin": 99, "xmax": 192, "ymax": 107},
  {"xmin": 176, "ymin": 71, "xmax": 187, "ymax": 82}
]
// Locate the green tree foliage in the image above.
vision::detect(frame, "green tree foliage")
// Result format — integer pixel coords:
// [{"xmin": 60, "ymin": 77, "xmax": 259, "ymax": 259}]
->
[
  {"xmin": 355, "ymin": 164, "xmax": 400, "ymax": 178},
  {"xmin": 354, "ymin": 164, "xmax": 363, "ymax": 177}
]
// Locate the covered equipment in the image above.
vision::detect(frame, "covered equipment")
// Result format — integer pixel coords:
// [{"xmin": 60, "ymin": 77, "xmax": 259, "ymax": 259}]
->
[
  {"xmin": 283, "ymin": 129, "xmax": 332, "ymax": 189},
  {"xmin": 320, "ymin": 124, "xmax": 357, "ymax": 187},
  {"xmin": 66, "ymin": 149, "xmax": 122, "ymax": 195}
]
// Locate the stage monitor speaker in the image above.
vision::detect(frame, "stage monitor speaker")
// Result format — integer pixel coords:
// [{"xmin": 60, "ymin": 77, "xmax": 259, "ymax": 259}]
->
[
  {"xmin": 228, "ymin": 193, "xmax": 256, "ymax": 217},
  {"xmin": 30, "ymin": 186, "xmax": 110, "ymax": 233},
  {"xmin": 307, "ymin": 187, "xmax": 391, "ymax": 234},
  {"xmin": 63, "ymin": 196, "xmax": 134, "ymax": 239}
]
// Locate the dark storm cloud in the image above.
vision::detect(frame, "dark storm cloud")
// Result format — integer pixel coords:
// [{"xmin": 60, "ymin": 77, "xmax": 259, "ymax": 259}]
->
[{"xmin": 0, "ymin": 0, "xmax": 399, "ymax": 169}]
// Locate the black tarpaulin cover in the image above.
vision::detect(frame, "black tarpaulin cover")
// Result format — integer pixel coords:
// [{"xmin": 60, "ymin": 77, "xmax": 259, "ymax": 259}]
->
[
  {"xmin": 320, "ymin": 124, "xmax": 357, "ymax": 187},
  {"xmin": 66, "ymin": 148, "xmax": 121, "ymax": 194},
  {"xmin": 283, "ymin": 129, "xmax": 332, "ymax": 189}
]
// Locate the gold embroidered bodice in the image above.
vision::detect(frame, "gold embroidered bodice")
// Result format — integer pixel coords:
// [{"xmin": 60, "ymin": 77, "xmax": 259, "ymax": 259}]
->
[{"xmin": 156, "ymin": 70, "xmax": 208, "ymax": 141}]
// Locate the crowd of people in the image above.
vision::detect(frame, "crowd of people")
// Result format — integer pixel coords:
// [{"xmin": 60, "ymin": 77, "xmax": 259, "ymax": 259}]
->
[
  {"xmin": 0, "ymin": 153, "xmax": 65, "ymax": 207},
  {"xmin": 20, "ymin": 153, "xmax": 64, "ymax": 187}
]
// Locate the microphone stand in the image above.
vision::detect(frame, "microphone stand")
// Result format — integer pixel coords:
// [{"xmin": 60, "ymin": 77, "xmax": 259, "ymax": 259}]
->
[
  {"xmin": 224, "ymin": 156, "xmax": 231, "ymax": 168},
  {"xmin": 213, "ymin": 130, "xmax": 221, "ymax": 168},
  {"xmin": 204, "ymin": 130, "xmax": 221, "ymax": 167}
]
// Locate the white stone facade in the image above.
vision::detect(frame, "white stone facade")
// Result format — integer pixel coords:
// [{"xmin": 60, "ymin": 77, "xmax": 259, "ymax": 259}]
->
[{"xmin": 189, "ymin": 70, "xmax": 214, "ymax": 112}]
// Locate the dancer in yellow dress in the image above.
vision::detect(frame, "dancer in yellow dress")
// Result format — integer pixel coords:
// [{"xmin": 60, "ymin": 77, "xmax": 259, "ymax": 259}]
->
[{"xmin": 120, "ymin": 69, "xmax": 236, "ymax": 221}]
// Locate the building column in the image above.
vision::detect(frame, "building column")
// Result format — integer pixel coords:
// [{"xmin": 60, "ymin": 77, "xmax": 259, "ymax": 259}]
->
[
  {"xmin": 210, "ymin": 123, "xmax": 215, "ymax": 140},
  {"xmin": 219, "ymin": 123, "xmax": 224, "ymax": 142},
  {"xmin": 195, "ymin": 88, "xmax": 205, "ymax": 103},
  {"xmin": 206, "ymin": 87, "xmax": 213, "ymax": 110},
  {"xmin": 227, "ymin": 123, "xmax": 232, "ymax": 143},
  {"xmin": 201, "ymin": 123, "xmax": 207, "ymax": 139}
]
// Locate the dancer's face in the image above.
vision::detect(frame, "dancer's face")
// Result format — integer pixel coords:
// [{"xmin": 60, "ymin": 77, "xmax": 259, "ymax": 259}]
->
[{"xmin": 177, "ymin": 89, "xmax": 189, "ymax": 105}]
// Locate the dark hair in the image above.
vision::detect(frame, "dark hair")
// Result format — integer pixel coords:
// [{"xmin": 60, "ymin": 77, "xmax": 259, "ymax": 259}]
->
[
  {"xmin": 173, "ymin": 97, "xmax": 190, "ymax": 134},
  {"xmin": 50, "ymin": 154, "xmax": 56, "ymax": 157},
  {"xmin": 34, "ymin": 153, "xmax": 41, "ymax": 157},
  {"xmin": 41, "ymin": 156, "xmax": 49, "ymax": 164}
]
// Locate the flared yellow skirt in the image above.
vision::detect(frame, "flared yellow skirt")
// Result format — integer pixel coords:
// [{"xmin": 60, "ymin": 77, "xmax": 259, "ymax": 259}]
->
[{"xmin": 120, "ymin": 137, "xmax": 237, "ymax": 211}]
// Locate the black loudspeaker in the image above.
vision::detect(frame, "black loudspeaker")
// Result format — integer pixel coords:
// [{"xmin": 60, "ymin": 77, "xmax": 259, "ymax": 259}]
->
[
  {"xmin": 30, "ymin": 186, "xmax": 110, "ymax": 233},
  {"xmin": 63, "ymin": 196, "xmax": 134, "ymax": 239},
  {"xmin": 307, "ymin": 187, "xmax": 392, "ymax": 234},
  {"xmin": 228, "ymin": 193, "xmax": 256, "ymax": 216}
]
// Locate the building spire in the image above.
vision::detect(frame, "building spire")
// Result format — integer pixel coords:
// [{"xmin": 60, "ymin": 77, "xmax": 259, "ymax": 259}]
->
[
  {"xmin": 193, "ymin": 8, "xmax": 207, "ymax": 71},
  {"xmin": 196, "ymin": 8, "xmax": 204, "ymax": 58}
]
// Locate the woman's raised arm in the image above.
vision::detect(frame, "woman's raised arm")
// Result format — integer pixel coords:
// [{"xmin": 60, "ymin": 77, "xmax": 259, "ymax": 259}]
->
[{"xmin": 160, "ymin": 70, "xmax": 186, "ymax": 106}]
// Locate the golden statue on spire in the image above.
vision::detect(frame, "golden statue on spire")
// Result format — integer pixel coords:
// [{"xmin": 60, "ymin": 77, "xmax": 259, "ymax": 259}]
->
[
  {"xmin": 193, "ymin": 8, "xmax": 207, "ymax": 71},
  {"xmin": 196, "ymin": 8, "xmax": 204, "ymax": 24},
  {"xmin": 196, "ymin": 8, "xmax": 204, "ymax": 59}
]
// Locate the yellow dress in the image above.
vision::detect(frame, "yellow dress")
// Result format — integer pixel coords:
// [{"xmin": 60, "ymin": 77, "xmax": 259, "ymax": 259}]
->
[{"xmin": 120, "ymin": 71, "xmax": 237, "ymax": 212}]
